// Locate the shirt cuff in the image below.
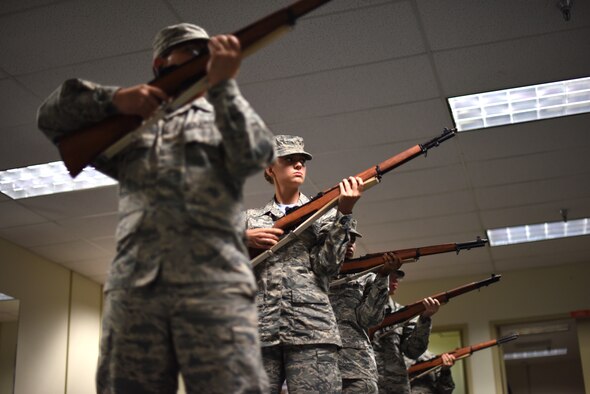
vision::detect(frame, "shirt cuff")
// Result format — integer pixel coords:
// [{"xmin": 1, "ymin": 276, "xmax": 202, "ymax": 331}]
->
[{"xmin": 93, "ymin": 85, "xmax": 120, "ymax": 116}]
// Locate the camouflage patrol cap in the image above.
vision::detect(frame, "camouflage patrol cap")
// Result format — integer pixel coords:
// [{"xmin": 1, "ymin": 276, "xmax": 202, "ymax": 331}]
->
[
  {"xmin": 349, "ymin": 219, "xmax": 363, "ymax": 238},
  {"xmin": 152, "ymin": 23, "xmax": 209, "ymax": 59},
  {"xmin": 394, "ymin": 270, "xmax": 405, "ymax": 278},
  {"xmin": 273, "ymin": 135, "xmax": 313, "ymax": 160}
]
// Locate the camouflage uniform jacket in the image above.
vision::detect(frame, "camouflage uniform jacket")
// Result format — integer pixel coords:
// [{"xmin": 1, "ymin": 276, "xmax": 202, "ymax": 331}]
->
[
  {"xmin": 329, "ymin": 272, "xmax": 389, "ymax": 381},
  {"xmin": 409, "ymin": 350, "xmax": 455, "ymax": 394},
  {"xmin": 245, "ymin": 194, "xmax": 352, "ymax": 347},
  {"xmin": 37, "ymin": 78, "xmax": 274, "ymax": 292},
  {"xmin": 372, "ymin": 298, "xmax": 432, "ymax": 394}
]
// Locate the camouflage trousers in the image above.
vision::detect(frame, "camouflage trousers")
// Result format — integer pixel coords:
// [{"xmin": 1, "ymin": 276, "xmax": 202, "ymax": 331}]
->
[
  {"xmin": 261, "ymin": 344, "xmax": 341, "ymax": 394},
  {"xmin": 377, "ymin": 375, "xmax": 412, "ymax": 394},
  {"xmin": 342, "ymin": 378, "xmax": 378, "ymax": 393},
  {"xmin": 97, "ymin": 282, "xmax": 268, "ymax": 394}
]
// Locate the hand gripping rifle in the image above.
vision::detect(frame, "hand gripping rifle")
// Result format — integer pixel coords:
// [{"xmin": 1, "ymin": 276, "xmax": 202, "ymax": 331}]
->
[
  {"xmin": 56, "ymin": 0, "xmax": 335, "ymax": 177},
  {"xmin": 407, "ymin": 334, "xmax": 519, "ymax": 381},
  {"xmin": 330, "ymin": 237, "xmax": 488, "ymax": 287},
  {"xmin": 250, "ymin": 128, "xmax": 457, "ymax": 267},
  {"xmin": 368, "ymin": 274, "xmax": 501, "ymax": 339}
]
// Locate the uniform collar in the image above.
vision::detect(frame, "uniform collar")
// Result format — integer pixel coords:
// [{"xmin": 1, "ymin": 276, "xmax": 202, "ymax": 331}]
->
[
  {"xmin": 263, "ymin": 193, "xmax": 310, "ymax": 220},
  {"xmin": 164, "ymin": 96, "xmax": 212, "ymax": 119}
]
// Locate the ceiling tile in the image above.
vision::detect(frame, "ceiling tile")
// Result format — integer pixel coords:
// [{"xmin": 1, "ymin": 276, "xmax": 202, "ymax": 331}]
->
[
  {"xmin": 239, "ymin": 1, "xmax": 425, "ymax": 83},
  {"xmin": 0, "ymin": 0, "xmax": 177, "ymax": 75},
  {"xmin": 352, "ymin": 189, "xmax": 478, "ymax": 226},
  {"xmin": 417, "ymin": 0, "xmax": 590, "ymax": 50},
  {"xmin": 0, "ymin": 79, "xmax": 42, "ymax": 129},
  {"xmin": 307, "ymin": 138, "xmax": 462, "ymax": 189},
  {"xmin": 359, "ymin": 211, "xmax": 482, "ymax": 244},
  {"xmin": 242, "ymin": 55, "xmax": 439, "ymax": 124},
  {"xmin": 0, "ymin": 0, "xmax": 58, "ymax": 15},
  {"xmin": 17, "ymin": 52, "xmax": 153, "ymax": 101},
  {"xmin": 19, "ymin": 186, "xmax": 118, "ymax": 220},
  {"xmin": 64, "ymin": 257, "xmax": 112, "ymax": 278},
  {"xmin": 272, "ymin": 99, "xmax": 453, "ymax": 156},
  {"xmin": 465, "ymin": 147, "xmax": 587, "ymax": 188},
  {"xmin": 0, "ymin": 201, "xmax": 47, "ymax": 228},
  {"xmin": 0, "ymin": 222, "xmax": 79, "ymax": 247},
  {"xmin": 456, "ymin": 115, "xmax": 590, "ymax": 162},
  {"xmin": 434, "ymin": 27, "xmax": 590, "ymax": 97},
  {"xmin": 480, "ymin": 196, "xmax": 590, "ymax": 229},
  {"xmin": 474, "ymin": 172, "xmax": 590, "ymax": 210},
  {"xmin": 55, "ymin": 213, "xmax": 118, "ymax": 240},
  {"xmin": 88, "ymin": 236, "xmax": 116, "ymax": 253},
  {"xmin": 0, "ymin": 122, "xmax": 59, "ymax": 170},
  {"xmin": 30, "ymin": 239, "xmax": 111, "ymax": 263}
]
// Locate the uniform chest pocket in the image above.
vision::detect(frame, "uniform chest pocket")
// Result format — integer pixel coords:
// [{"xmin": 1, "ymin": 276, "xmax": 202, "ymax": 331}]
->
[
  {"xmin": 184, "ymin": 125, "xmax": 223, "ymax": 169},
  {"xmin": 119, "ymin": 133, "xmax": 156, "ymax": 181},
  {"xmin": 291, "ymin": 289, "xmax": 333, "ymax": 332}
]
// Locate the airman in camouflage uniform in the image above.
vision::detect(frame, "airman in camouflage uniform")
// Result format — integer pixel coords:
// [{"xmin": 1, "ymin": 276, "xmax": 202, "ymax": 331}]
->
[
  {"xmin": 37, "ymin": 23, "xmax": 273, "ymax": 394},
  {"xmin": 245, "ymin": 135, "xmax": 364, "ymax": 393},
  {"xmin": 328, "ymin": 221, "xmax": 402, "ymax": 393},
  {"xmin": 372, "ymin": 274, "xmax": 441, "ymax": 394},
  {"xmin": 409, "ymin": 350, "xmax": 456, "ymax": 394}
]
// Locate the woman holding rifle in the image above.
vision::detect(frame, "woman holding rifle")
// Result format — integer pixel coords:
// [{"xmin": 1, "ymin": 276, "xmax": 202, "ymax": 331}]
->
[{"xmin": 245, "ymin": 134, "xmax": 363, "ymax": 393}]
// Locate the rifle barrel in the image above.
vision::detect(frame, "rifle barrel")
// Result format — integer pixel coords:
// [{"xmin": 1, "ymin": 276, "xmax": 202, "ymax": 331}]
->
[
  {"xmin": 369, "ymin": 274, "xmax": 501, "ymax": 338},
  {"xmin": 408, "ymin": 334, "xmax": 518, "ymax": 376},
  {"xmin": 340, "ymin": 237, "xmax": 487, "ymax": 275}
]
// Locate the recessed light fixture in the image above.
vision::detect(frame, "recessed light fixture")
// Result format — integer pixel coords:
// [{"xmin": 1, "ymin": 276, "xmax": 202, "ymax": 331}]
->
[
  {"xmin": 0, "ymin": 161, "xmax": 117, "ymax": 200},
  {"xmin": 487, "ymin": 218, "xmax": 590, "ymax": 246},
  {"xmin": 448, "ymin": 76, "xmax": 590, "ymax": 131}
]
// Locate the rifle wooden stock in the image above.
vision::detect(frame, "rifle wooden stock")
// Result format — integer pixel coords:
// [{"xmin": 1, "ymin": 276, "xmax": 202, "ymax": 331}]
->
[
  {"xmin": 369, "ymin": 274, "xmax": 501, "ymax": 338},
  {"xmin": 408, "ymin": 334, "xmax": 519, "ymax": 377},
  {"xmin": 340, "ymin": 237, "xmax": 488, "ymax": 275},
  {"xmin": 57, "ymin": 0, "xmax": 334, "ymax": 177}
]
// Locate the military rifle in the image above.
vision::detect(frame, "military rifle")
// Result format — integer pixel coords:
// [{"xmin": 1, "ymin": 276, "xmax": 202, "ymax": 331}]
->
[
  {"xmin": 251, "ymin": 128, "xmax": 457, "ymax": 267},
  {"xmin": 408, "ymin": 334, "xmax": 519, "ymax": 381},
  {"xmin": 330, "ymin": 237, "xmax": 488, "ymax": 287},
  {"xmin": 368, "ymin": 274, "xmax": 501, "ymax": 338},
  {"xmin": 56, "ymin": 0, "xmax": 335, "ymax": 177}
]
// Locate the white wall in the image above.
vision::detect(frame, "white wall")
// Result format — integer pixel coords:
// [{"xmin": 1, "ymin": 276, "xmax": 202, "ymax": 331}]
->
[
  {"xmin": 67, "ymin": 274, "xmax": 102, "ymax": 393},
  {"xmin": 0, "ymin": 238, "xmax": 102, "ymax": 394},
  {"xmin": 393, "ymin": 261, "xmax": 590, "ymax": 394},
  {"xmin": 0, "ymin": 321, "xmax": 18, "ymax": 394}
]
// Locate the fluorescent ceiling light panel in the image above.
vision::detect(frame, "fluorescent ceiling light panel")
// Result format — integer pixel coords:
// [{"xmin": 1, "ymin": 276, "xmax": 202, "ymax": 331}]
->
[
  {"xmin": 487, "ymin": 218, "xmax": 590, "ymax": 246},
  {"xmin": 504, "ymin": 348, "xmax": 567, "ymax": 360},
  {"xmin": 0, "ymin": 161, "xmax": 117, "ymax": 200},
  {"xmin": 448, "ymin": 76, "xmax": 590, "ymax": 131}
]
